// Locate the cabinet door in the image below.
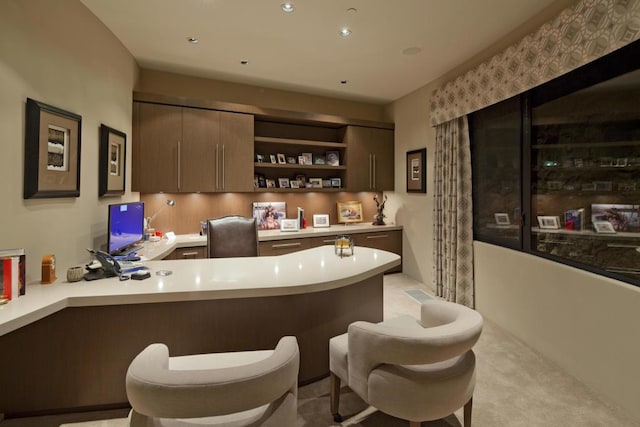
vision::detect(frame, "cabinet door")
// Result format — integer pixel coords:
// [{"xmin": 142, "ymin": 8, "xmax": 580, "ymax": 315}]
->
[
  {"xmin": 133, "ymin": 102, "xmax": 181, "ymax": 192},
  {"xmin": 220, "ymin": 112, "xmax": 254, "ymax": 192},
  {"xmin": 352, "ymin": 230, "xmax": 402, "ymax": 273},
  {"xmin": 181, "ymin": 108, "xmax": 220, "ymax": 192},
  {"xmin": 345, "ymin": 126, "xmax": 394, "ymax": 191},
  {"xmin": 164, "ymin": 246, "xmax": 206, "ymax": 260}
]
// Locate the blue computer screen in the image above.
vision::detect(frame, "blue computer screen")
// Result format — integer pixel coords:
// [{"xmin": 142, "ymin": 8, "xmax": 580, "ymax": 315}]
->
[{"xmin": 107, "ymin": 201, "xmax": 144, "ymax": 255}]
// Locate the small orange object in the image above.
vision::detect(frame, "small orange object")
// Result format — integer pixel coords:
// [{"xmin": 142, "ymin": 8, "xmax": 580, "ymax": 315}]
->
[{"xmin": 41, "ymin": 254, "xmax": 57, "ymax": 284}]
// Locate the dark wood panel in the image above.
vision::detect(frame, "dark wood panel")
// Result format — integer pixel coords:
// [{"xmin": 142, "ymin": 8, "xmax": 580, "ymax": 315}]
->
[
  {"xmin": 259, "ymin": 238, "xmax": 311, "ymax": 256},
  {"xmin": 0, "ymin": 276, "xmax": 383, "ymax": 416}
]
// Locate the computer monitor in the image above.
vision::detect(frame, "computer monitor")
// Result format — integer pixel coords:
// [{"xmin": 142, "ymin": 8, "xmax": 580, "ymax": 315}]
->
[{"xmin": 107, "ymin": 201, "xmax": 144, "ymax": 256}]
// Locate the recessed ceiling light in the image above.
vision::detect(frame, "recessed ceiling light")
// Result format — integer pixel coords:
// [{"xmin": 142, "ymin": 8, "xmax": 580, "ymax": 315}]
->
[
  {"xmin": 339, "ymin": 27, "xmax": 352, "ymax": 37},
  {"xmin": 340, "ymin": 80, "xmax": 348, "ymax": 84},
  {"xmin": 281, "ymin": 3, "xmax": 294, "ymax": 13},
  {"xmin": 186, "ymin": 36, "xmax": 199, "ymax": 44},
  {"xmin": 240, "ymin": 60, "xmax": 249, "ymax": 65}
]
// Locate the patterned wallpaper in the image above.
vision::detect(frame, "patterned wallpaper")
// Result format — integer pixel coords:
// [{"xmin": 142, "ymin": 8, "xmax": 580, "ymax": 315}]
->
[{"xmin": 430, "ymin": 0, "xmax": 640, "ymax": 126}]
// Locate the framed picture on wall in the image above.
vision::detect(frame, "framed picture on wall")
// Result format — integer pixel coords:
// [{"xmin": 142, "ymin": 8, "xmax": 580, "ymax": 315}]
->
[
  {"xmin": 406, "ymin": 148, "xmax": 426, "ymax": 193},
  {"xmin": 99, "ymin": 124, "xmax": 126, "ymax": 197}
]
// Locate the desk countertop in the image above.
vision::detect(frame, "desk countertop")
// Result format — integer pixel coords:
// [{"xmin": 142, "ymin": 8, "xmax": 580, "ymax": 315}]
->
[{"xmin": 0, "ymin": 246, "xmax": 400, "ymax": 336}]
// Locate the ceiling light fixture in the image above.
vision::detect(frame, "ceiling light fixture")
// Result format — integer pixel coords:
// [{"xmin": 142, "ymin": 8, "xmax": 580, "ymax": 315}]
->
[
  {"xmin": 186, "ymin": 36, "xmax": 199, "ymax": 44},
  {"xmin": 339, "ymin": 27, "xmax": 352, "ymax": 37},
  {"xmin": 340, "ymin": 80, "xmax": 348, "ymax": 84},
  {"xmin": 281, "ymin": 3, "xmax": 294, "ymax": 13},
  {"xmin": 240, "ymin": 60, "xmax": 248, "ymax": 65}
]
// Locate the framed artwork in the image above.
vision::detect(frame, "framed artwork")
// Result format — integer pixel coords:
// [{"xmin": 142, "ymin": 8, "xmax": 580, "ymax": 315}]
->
[
  {"xmin": 99, "ymin": 124, "xmax": 126, "ymax": 197},
  {"xmin": 406, "ymin": 148, "xmax": 426, "ymax": 193},
  {"xmin": 256, "ymin": 154, "xmax": 264, "ymax": 163},
  {"xmin": 308, "ymin": 177, "xmax": 323, "ymax": 188},
  {"xmin": 278, "ymin": 177, "xmax": 290, "ymax": 188},
  {"xmin": 593, "ymin": 221, "xmax": 616, "ymax": 234},
  {"xmin": 331, "ymin": 177, "xmax": 342, "ymax": 188},
  {"xmin": 290, "ymin": 180, "xmax": 300, "ymax": 189},
  {"xmin": 337, "ymin": 201, "xmax": 363, "ymax": 223},
  {"xmin": 300, "ymin": 152, "xmax": 313, "ymax": 165},
  {"xmin": 313, "ymin": 214, "xmax": 330, "ymax": 228},
  {"xmin": 494, "ymin": 213, "xmax": 510, "ymax": 225},
  {"xmin": 326, "ymin": 151, "xmax": 340, "ymax": 166},
  {"xmin": 537, "ymin": 215, "xmax": 561, "ymax": 229},
  {"xmin": 287, "ymin": 156, "xmax": 296, "ymax": 164},
  {"xmin": 280, "ymin": 218, "xmax": 299, "ymax": 232},
  {"xmin": 252, "ymin": 202, "xmax": 286, "ymax": 230},
  {"xmin": 270, "ymin": 154, "xmax": 277, "ymax": 163},
  {"xmin": 24, "ymin": 98, "xmax": 82, "ymax": 199},
  {"xmin": 277, "ymin": 153, "xmax": 286, "ymax": 164},
  {"xmin": 266, "ymin": 178, "xmax": 276, "ymax": 188}
]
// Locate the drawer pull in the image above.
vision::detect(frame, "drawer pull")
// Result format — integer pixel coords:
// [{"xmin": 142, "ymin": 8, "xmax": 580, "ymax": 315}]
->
[
  {"xmin": 366, "ymin": 235, "xmax": 389, "ymax": 239},
  {"xmin": 180, "ymin": 251, "xmax": 199, "ymax": 257},
  {"xmin": 322, "ymin": 239, "xmax": 335, "ymax": 243},
  {"xmin": 272, "ymin": 242, "xmax": 302, "ymax": 248}
]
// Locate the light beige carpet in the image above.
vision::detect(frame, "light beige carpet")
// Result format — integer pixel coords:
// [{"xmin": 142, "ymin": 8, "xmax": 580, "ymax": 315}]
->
[{"xmin": 8, "ymin": 274, "xmax": 637, "ymax": 427}]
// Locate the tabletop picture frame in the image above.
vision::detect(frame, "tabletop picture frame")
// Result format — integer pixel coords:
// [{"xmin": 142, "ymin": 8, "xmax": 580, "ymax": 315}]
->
[
  {"xmin": 337, "ymin": 201, "xmax": 363, "ymax": 224},
  {"xmin": 99, "ymin": 124, "xmax": 126, "ymax": 197},
  {"xmin": 24, "ymin": 98, "xmax": 82, "ymax": 199},
  {"xmin": 313, "ymin": 214, "xmax": 330, "ymax": 228},
  {"xmin": 406, "ymin": 148, "xmax": 426, "ymax": 193},
  {"xmin": 537, "ymin": 215, "xmax": 561, "ymax": 229},
  {"xmin": 593, "ymin": 220, "xmax": 616, "ymax": 234}
]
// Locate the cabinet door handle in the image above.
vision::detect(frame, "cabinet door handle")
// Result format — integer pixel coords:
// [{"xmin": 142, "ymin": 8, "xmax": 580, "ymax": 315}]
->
[
  {"xmin": 180, "ymin": 251, "xmax": 199, "ymax": 257},
  {"xmin": 177, "ymin": 140, "xmax": 181, "ymax": 191},
  {"xmin": 272, "ymin": 242, "xmax": 302, "ymax": 248},
  {"xmin": 221, "ymin": 144, "xmax": 225, "ymax": 189},
  {"xmin": 366, "ymin": 234, "xmax": 389, "ymax": 239},
  {"xmin": 322, "ymin": 239, "xmax": 336, "ymax": 243},
  {"xmin": 369, "ymin": 153, "xmax": 373, "ymax": 189},
  {"xmin": 215, "ymin": 144, "xmax": 220, "ymax": 190},
  {"xmin": 372, "ymin": 153, "xmax": 376, "ymax": 189}
]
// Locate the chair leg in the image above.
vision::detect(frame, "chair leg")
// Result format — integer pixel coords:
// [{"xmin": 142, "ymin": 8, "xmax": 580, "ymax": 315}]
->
[
  {"xmin": 463, "ymin": 397, "xmax": 473, "ymax": 427},
  {"xmin": 330, "ymin": 371, "xmax": 342, "ymax": 422}
]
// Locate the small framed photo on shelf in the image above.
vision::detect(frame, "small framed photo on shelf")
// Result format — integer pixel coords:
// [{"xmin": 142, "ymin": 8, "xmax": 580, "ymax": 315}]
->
[
  {"xmin": 270, "ymin": 154, "xmax": 277, "ymax": 164},
  {"xmin": 308, "ymin": 177, "xmax": 323, "ymax": 188},
  {"xmin": 314, "ymin": 155, "xmax": 326, "ymax": 165},
  {"xmin": 618, "ymin": 181, "xmax": 636, "ymax": 192},
  {"xmin": 277, "ymin": 153, "xmax": 286, "ymax": 164},
  {"xmin": 581, "ymin": 182, "xmax": 596, "ymax": 191},
  {"xmin": 313, "ymin": 214, "xmax": 330, "ymax": 228},
  {"xmin": 300, "ymin": 152, "xmax": 313, "ymax": 165},
  {"xmin": 287, "ymin": 156, "xmax": 297, "ymax": 164},
  {"xmin": 290, "ymin": 180, "xmax": 300, "ymax": 189},
  {"xmin": 331, "ymin": 177, "xmax": 342, "ymax": 188},
  {"xmin": 266, "ymin": 179, "xmax": 276, "ymax": 188},
  {"xmin": 593, "ymin": 221, "xmax": 616, "ymax": 234},
  {"xmin": 278, "ymin": 177, "xmax": 290, "ymax": 188},
  {"xmin": 280, "ymin": 218, "xmax": 299, "ymax": 232},
  {"xmin": 593, "ymin": 181, "xmax": 613, "ymax": 191},
  {"xmin": 322, "ymin": 179, "xmax": 331, "ymax": 188},
  {"xmin": 256, "ymin": 154, "xmax": 264, "ymax": 163},
  {"xmin": 337, "ymin": 201, "xmax": 363, "ymax": 224},
  {"xmin": 537, "ymin": 215, "xmax": 561, "ymax": 229},
  {"xmin": 494, "ymin": 213, "xmax": 510, "ymax": 225},
  {"xmin": 326, "ymin": 151, "xmax": 340, "ymax": 166}
]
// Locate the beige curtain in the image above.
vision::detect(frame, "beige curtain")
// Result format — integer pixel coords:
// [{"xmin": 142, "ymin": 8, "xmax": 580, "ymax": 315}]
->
[{"xmin": 432, "ymin": 116, "xmax": 474, "ymax": 307}]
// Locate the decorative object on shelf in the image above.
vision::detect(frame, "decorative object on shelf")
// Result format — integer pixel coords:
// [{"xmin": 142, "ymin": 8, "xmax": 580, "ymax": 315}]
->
[
  {"xmin": 326, "ymin": 151, "xmax": 340, "ymax": 166},
  {"xmin": 254, "ymin": 173, "xmax": 266, "ymax": 188},
  {"xmin": 24, "ymin": 98, "xmax": 82, "ymax": 199},
  {"xmin": 308, "ymin": 177, "xmax": 323, "ymax": 188},
  {"xmin": 290, "ymin": 180, "xmax": 300, "ymax": 188},
  {"xmin": 99, "ymin": 124, "xmax": 126, "ymax": 197},
  {"xmin": 591, "ymin": 203, "xmax": 639, "ymax": 231},
  {"xmin": 537, "ymin": 216, "xmax": 560, "ymax": 229},
  {"xmin": 270, "ymin": 154, "xmax": 277, "ymax": 163},
  {"xmin": 277, "ymin": 153, "xmax": 286, "ymax": 164},
  {"xmin": 41, "ymin": 254, "xmax": 57, "ymax": 284},
  {"xmin": 300, "ymin": 152, "xmax": 313, "ymax": 165},
  {"xmin": 331, "ymin": 177, "xmax": 341, "ymax": 188},
  {"xmin": 280, "ymin": 218, "xmax": 299, "ymax": 232},
  {"xmin": 334, "ymin": 235, "xmax": 354, "ymax": 257},
  {"xmin": 252, "ymin": 202, "xmax": 286, "ymax": 230},
  {"xmin": 313, "ymin": 214, "xmax": 330, "ymax": 228},
  {"xmin": 563, "ymin": 209, "xmax": 584, "ymax": 231},
  {"xmin": 278, "ymin": 177, "xmax": 290, "ymax": 188},
  {"xmin": 266, "ymin": 179, "xmax": 276, "ymax": 188},
  {"xmin": 337, "ymin": 201, "xmax": 363, "ymax": 224},
  {"xmin": 313, "ymin": 155, "xmax": 325, "ymax": 165},
  {"xmin": 494, "ymin": 212, "xmax": 510, "ymax": 225},
  {"xmin": 593, "ymin": 221, "xmax": 616, "ymax": 234},
  {"xmin": 406, "ymin": 148, "xmax": 426, "ymax": 193},
  {"xmin": 373, "ymin": 194, "xmax": 388, "ymax": 225},
  {"xmin": 256, "ymin": 154, "xmax": 264, "ymax": 163},
  {"xmin": 146, "ymin": 198, "xmax": 176, "ymax": 231},
  {"xmin": 296, "ymin": 174, "xmax": 306, "ymax": 186},
  {"xmin": 66, "ymin": 266, "xmax": 85, "ymax": 283},
  {"xmin": 322, "ymin": 179, "xmax": 331, "ymax": 188},
  {"xmin": 287, "ymin": 156, "xmax": 296, "ymax": 164}
]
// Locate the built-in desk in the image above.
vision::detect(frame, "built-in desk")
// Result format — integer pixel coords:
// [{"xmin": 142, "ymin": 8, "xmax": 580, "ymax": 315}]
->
[{"xmin": 0, "ymin": 246, "xmax": 399, "ymax": 417}]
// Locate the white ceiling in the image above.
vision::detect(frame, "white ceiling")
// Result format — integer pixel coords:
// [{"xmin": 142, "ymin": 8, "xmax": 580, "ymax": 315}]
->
[{"xmin": 81, "ymin": 0, "xmax": 561, "ymax": 104}]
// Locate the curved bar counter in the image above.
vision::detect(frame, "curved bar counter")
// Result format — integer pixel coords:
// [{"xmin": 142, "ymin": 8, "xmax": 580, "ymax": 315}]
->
[{"xmin": 0, "ymin": 246, "xmax": 400, "ymax": 416}]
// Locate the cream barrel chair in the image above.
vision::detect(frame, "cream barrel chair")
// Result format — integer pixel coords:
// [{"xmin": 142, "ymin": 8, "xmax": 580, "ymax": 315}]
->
[
  {"xmin": 126, "ymin": 336, "xmax": 299, "ymax": 427},
  {"xmin": 329, "ymin": 300, "xmax": 483, "ymax": 427}
]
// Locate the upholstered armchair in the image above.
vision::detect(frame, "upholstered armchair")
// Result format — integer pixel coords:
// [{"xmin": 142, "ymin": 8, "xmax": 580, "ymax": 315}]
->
[
  {"xmin": 207, "ymin": 215, "xmax": 259, "ymax": 258},
  {"xmin": 329, "ymin": 300, "xmax": 483, "ymax": 427},
  {"xmin": 126, "ymin": 336, "xmax": 299, "ymax": 427}
]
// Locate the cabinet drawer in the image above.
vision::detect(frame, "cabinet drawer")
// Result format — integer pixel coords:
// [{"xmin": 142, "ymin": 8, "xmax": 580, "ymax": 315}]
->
[
  {"xmin": 308, "ymin": 236, "xmax": 340, "ymax": 247},
  {"xmin": 259, "ymin": 238, "xmax": 311, "ymax": 256},
  {"xmin": 353, "ymin": 230, "xmax": 402, "ymax": 273},
  {"xmin": 165, "ymin": 246, "xmax": 206, "ymax": 260}
]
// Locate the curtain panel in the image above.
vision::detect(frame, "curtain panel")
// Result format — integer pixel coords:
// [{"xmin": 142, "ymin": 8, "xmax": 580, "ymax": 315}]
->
[{"xmin": 432, "ymin": 116, "xmax": 474, "ymax": 307}]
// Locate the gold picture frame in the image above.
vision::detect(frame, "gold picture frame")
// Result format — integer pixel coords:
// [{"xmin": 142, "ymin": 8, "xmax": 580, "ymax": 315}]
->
[
  {"xmin": 99, "ymin": 124, "xmax": 126, "ymax": 197},
  {"xmin": 336, "ymin": 201, "xmax": 363, "ymax": 224},
  {"xmin": 24, "ymin": 98, "xmax": 82, "ymax": 199}
]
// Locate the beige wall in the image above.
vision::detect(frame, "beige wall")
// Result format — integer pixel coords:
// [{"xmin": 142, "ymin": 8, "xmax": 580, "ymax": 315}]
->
[{"xmin": 0, "ymin": 0, "xmax": 138, "ymax": 282}]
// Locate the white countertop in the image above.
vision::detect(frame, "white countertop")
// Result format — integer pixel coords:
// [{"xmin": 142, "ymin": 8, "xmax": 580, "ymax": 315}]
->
[
  {"xmin": 139, "ymin": 223, "xmax": 402, "ymax": 260},
  {"xmin": 0, "ymin": 246, "xmax": 400, "ymax": 336}
]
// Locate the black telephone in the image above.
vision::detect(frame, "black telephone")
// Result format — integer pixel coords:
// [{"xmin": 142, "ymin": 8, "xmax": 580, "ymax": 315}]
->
[{"xmin": 84, "ymin": 249, "xmax": 122, "ymax": 281}]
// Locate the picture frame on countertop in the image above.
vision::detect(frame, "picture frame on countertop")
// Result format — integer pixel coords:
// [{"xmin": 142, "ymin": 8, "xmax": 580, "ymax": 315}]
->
[
  {"xmin": 337, "ymin": 201, "xmax": 363, "ymax": 224},
  {"xmin": 99, "ymin": 124, "xmax": 126, "ymax": 197},
  {"xmin": 313, "ymin": 214, "xmax": 330, "ymax": 228},
  {"xmin": 252, "ymin": 201, "xmax": 286, "ymax": 230},
  {"xmin": 537, "ymin": 215, "xmax": 561, "ymax": 230},
  {"xmin": 280, "ymin": 218, "xmax": 299, "ymax": 232},
  {"xmin": 24, "ymin": 98, "xmax": 82, "ymax": 199}
]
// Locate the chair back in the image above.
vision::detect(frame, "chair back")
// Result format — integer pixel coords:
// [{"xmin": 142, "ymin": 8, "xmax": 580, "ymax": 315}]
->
[{"xmin": 207, "ymin": 215, "xmax": 259, "ymax": 258}]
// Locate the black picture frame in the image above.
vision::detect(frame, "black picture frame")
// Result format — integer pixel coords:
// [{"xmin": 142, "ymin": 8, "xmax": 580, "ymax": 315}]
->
[
  {"xmin": 406, "ymin": 148, "xmax": 426, "ymax": 193},
  {"xmin": 99, "ymin": 124, "xmax": 126, "ymax": 197},
  {"xmin": 24, "ymin": 98, "xmax": 82, "ymax": 199}
]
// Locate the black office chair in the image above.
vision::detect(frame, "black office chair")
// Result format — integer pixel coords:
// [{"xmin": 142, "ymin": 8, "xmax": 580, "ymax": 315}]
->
[{"xmin": 207, "ymin": 215, "xmax": 259, "ymax": 258}]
